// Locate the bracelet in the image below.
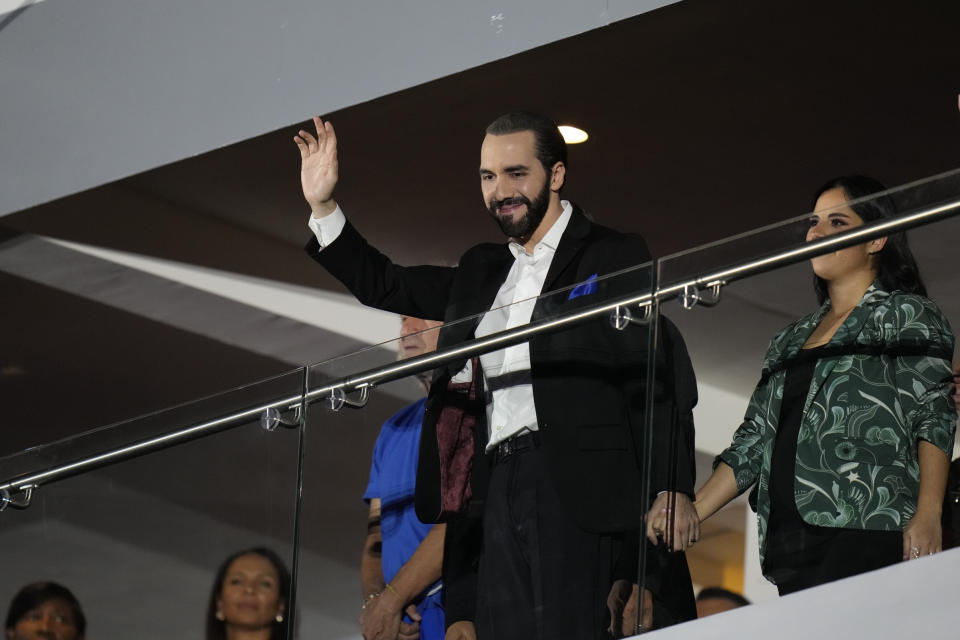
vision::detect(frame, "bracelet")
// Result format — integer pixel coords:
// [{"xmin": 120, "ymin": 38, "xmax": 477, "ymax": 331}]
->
[
  {"xmin": 361, "ymin": 591, "xmax": 381, "ymax": 610},
  {"xmin": 383, "ymin": 583, "xmax": 401, "ymax": 599}
]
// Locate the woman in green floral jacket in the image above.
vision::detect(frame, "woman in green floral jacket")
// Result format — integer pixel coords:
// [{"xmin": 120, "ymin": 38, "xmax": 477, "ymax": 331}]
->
[{"xmin": 652, "ymin": 176, "xmax": 956, "ymax": 595}]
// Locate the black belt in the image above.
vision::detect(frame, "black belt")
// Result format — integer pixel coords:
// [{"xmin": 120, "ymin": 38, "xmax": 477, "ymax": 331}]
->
[{"xmin": 492, "ymin": 431, "xmax": 541, "ymax": 465}]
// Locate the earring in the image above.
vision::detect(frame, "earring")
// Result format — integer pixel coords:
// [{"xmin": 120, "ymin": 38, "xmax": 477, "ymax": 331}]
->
[
  {"xmin": 275, "ymin": 614, "xmax": 284, "ymax": 623},
  {"xmin": 216, "ymin": 611, "xmax": 225, "ymax": 621}
]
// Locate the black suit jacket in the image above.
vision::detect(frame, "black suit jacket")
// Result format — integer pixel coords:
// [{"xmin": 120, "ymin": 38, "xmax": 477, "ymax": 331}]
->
[{"xmin": 308, "ymin": 206, "xmax": 697, "ymax": 624}]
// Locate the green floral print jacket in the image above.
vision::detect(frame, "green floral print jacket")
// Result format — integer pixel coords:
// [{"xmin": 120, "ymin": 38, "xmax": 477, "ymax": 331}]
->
[{"xmin": 718, "ymin": 284, "xmax": 956, "ymax": 569}]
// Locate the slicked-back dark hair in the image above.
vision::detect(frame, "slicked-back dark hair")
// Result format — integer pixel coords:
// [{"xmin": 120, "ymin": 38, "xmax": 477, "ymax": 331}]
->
[
  {"xmin": 5, "ymin": 582, "xmax": 86, "ymax": 636},
  {"xmin": 205, "ymin": 547, "xmax": 291, "ymax": 640},
  {"xmin": 811, "ymin": 175, "xmax": 927, "ymax": 304},
  {"xmin": 485, "ymin": 111, "xmax": 567, "ymax": 176}
]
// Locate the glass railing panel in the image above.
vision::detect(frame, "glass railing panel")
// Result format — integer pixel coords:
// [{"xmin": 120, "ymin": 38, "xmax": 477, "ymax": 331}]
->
[
  {"xmin": 0, "ymin": 222, "xmax": 303, "ymax": 462},
  {"xmin": 301, "ymin": 258, "xmax": 662, "ymax": 638},
  {"xmin": 0, "ymin": 369, "xmax": 306, "ymax": 640},
  {"xmin": 0, "ymin": 369, "xmax": 307, "ymax": 485},
  {"xmin": 652, "ymin": 169, "xmax": 960, "ymax": 608}
]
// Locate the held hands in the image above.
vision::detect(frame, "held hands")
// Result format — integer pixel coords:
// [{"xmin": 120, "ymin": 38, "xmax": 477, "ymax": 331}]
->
[
  {"xmin": 293, "ymin": 116, "xmax": 339, "ymax": 217},
  {"xmin": 903, "ymin": 508, "xmax": 942, "ymax": 560},
  {"xmin": 646, "ymin": 492, "xmax": 701, "ymax": 552}
]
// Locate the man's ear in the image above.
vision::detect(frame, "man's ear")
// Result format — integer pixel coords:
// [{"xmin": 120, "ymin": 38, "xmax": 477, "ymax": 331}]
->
[{"xmin": 550, "ymin": 162, "xmax": 566, "ymax": 192}]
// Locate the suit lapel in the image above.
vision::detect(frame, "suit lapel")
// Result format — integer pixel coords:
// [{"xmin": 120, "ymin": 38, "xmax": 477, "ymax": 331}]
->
[
  {"xmin": 437, "ymin": 245, "xmax": 513, "ymax": 375},
  {"xmin": 532, "ymin": 207, "xmax": 591, "ymax": 320},
  {"xmin": 542, "ymin": 206, "xmax": 590, "ymax": 293}
]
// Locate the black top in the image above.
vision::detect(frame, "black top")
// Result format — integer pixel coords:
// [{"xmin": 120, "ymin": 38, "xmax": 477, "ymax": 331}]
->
[
  {"xmin": 763, "ymin": 346, "xmax": 901, "ymax": 593},
  {"xmin": 765, "ymin": 350, "xmax": 833, "ymax": 555}
]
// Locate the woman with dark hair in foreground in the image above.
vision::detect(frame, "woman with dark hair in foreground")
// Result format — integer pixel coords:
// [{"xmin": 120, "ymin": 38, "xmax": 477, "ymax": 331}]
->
[
  {"xmin": 5, "ymin": 581, "xmax": 85, "ymax": 640},
  {"xmin": 651, "ymin": 175, "xmax": 956, "ymax": 595},
  {"xmin": 205, "ymin": 547, "xmax": 291, "ymax": 640}
]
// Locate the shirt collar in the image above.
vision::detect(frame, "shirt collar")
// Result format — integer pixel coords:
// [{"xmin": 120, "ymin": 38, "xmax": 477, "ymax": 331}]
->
[{"xmin": 507, "ymin": 200, "xmax": 573, "ymax": 259}]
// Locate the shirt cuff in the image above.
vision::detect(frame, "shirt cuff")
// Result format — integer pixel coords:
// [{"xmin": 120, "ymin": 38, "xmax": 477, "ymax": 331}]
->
[{"xmin": 307, "ymin": 205, "xmax": 346, "ymax": 248}]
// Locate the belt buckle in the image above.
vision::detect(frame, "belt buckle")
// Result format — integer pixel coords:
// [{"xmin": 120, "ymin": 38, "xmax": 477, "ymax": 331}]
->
[
  {"xmin": 496, "ymin": 431, "xmax": 534, "ymax": 463},
  {"xmin": 497, "ymin": 437, "xmax": 515, "ymax": 462}
]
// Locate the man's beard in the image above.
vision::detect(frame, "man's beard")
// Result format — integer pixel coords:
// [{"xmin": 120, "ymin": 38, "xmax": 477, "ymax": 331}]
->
[{"xmin": 487, "ymin": 178, "xmax": 551, "ymax": 239}]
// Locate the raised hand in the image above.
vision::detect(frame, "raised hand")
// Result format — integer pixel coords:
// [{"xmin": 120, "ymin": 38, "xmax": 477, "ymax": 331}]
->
[{"xmin": 294, "ymin": 116, "xmax": 339, "ymax": 217}]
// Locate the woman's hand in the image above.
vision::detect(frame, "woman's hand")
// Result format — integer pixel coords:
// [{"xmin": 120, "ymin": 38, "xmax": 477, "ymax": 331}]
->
[
  {"xmin": 903, "ymin": 508, "xmax": 942, "ymax": 560},
  {"xmin": 905, "ymin": 440, "xmax": 950, "ymax": 560}
]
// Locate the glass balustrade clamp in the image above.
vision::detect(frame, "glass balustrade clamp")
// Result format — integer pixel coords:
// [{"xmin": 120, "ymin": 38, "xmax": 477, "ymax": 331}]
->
[
  {"xmin": 679, "ymin": 280, "xmax": 724, "ymax": 310},
  {"xmin": 323, "ymin": 385, "xmax": 371, "ymax": 412},
  {"xmin": 260, "ymin": 404, "xmax": 303, "ymax": 431},
  {"xmin": 610, "ymin": 302, "xmax": 653, "ymax": 330},
  {"xmin": 0, "ymin": 484, "xmax": 36, "ymax": 511}
]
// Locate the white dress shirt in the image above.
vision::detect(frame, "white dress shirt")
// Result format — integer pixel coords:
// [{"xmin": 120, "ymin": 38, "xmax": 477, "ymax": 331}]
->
[
  {"xmin": 472, "ymin": 202, "xmax": 571, "ymax": 448},
  {"xmin": 308, "ymin": 201, "xmax": 574, "ymax": 450}
]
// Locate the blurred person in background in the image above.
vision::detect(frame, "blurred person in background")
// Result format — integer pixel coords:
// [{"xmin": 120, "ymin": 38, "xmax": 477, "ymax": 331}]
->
[
  {"xmin": 360, "ymin": 316, "xmax": 446, "ymax": 640},
  {"xmin": 695, "ymin": 587, "xmax": 749, "ymax": 618},
  {"xmin": 5, "ymin": 581, "xmax": 85, "ymax": 640},
  {"xmin": 206, "ymin": 547, "xmax": 290, "ymax": 640}
]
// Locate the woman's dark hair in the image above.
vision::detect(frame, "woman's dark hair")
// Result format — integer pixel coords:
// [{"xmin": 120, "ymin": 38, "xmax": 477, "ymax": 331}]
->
[
  {"xmin": 811, "ymin": 175, "xmax": 927, "ymax": 303},
  {"xmin": 205, "ymin": 547, "xmax": 291, "ymax": 640},
  {"xmin": 5, "ymin": 582, "xmax": 86, "ymax": 636},
  {"xmin": 485, "ymin": 111, "xmax": 568, "ymax": 176}
]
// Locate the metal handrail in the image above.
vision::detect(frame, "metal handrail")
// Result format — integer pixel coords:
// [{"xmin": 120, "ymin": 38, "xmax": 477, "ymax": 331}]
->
[
  {"xmin": 2, "ymin": 195, "xmax": 959, "ymax": 498},
  {"xmin": 0, "ymin": 395, "xmax": 303, "ymax": 498},
  {"xmin": 310, "ymin": 195, "xmax": 960, "ymax": 396}
]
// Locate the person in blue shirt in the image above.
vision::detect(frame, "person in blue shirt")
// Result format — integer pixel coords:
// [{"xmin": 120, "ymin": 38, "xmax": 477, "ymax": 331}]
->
[{"xmin": 360, "ymin": 315, "xmax": 445, "ymax": 640}]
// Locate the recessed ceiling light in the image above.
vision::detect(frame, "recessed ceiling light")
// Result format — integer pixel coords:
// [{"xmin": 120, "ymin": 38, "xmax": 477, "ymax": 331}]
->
[{"xmin": 558, "ymin": 125, "xmax": 588, "ymax": 144}]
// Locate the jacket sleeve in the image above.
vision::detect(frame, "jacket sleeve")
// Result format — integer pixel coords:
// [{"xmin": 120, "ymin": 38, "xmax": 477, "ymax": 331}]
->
[
  {"xmin": 891, "ymin": 296, "xmax": 957, "ymax": 455},
  {"xmin": 717, "ymin": 339, "xmax": 781, "ymax": 494},
  {"xmin": 306, "ymin": 220, "xmax": 455, "ymax": 320}
]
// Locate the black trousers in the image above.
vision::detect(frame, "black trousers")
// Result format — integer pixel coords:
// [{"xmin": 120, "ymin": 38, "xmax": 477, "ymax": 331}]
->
[{"xmin": 474, "ymin": 445, "xmax": 618, "ymax": 640}]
